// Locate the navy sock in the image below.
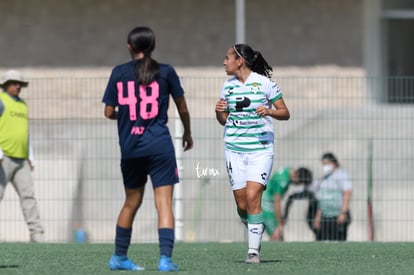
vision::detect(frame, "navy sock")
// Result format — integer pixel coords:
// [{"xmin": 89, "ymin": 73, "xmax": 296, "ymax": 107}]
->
[
  {"xmin": 115, "ymin": 225, "xmax": 132, "ymax": 256},
  {"xmin": 158, "ymin": 228, "xmax": 174, "ymax": 258}
]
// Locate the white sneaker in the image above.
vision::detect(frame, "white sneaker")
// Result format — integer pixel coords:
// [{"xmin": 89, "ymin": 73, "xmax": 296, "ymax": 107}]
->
[{"xmin": 245, "ymin": 253, "xmax": 260, "ymax": 264}]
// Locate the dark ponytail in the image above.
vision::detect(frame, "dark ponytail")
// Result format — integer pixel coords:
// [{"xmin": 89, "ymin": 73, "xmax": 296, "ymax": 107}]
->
[
  {"xmin": 127, "ymin": 26, "xmax": 160, "ymax": 85},
  {"xmin": 233, "ymin": 44, "xmax": 272, "ymax": 78}
]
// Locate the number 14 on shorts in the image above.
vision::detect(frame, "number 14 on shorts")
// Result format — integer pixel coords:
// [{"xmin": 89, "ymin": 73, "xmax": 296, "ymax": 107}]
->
[
  {"xmin": 226, "ymin": 161, "xmax": 233, "ymax": 174},
  {"xmin": 117, "ymin": 81, "xmax": 160, "ymax": 121}
]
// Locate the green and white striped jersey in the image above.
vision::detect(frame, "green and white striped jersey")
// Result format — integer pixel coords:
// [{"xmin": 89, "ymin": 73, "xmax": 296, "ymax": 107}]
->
[{"xmin": 221, "ymin": 72, "xmax": 283, "ymax": 153}]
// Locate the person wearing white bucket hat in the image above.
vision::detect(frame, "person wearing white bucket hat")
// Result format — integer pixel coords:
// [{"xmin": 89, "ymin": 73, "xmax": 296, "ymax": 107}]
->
[
  {"xmin": 0, "ymin": 70, "xmax": 29, "ymax": 88},
  {"xmin": 0, "ymin": 70, "xmax": 44, "ymax": 242}
]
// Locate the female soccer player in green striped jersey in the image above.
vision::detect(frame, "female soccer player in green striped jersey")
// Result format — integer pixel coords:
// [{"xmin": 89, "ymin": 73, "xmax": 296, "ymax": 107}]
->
[{"xmin": 215, "ymin": 44, "xmax": 290, "ymax": 263}]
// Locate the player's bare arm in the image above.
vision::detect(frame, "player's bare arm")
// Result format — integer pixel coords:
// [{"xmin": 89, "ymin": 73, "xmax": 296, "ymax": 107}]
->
[
  {"xmin": 274, "ymin": 194, "xmax": 284, "ymax": 226},
  {"xmin": 256, "ymin": 98, "xmax": 290, "ymax": 120},
  {"xmin": 215, "ymin": 99, "xmax": 229, "ymax": 126},
  {"xmin": 104, "ymin": 104, "xmax": 117, "ymax": 120},
  {"xmin": 173, "ymin": 96, "xmax": 193, "ymax": 151},
  {"xmin": 270, "ymin": 193, "xmax": 284, "ymax": 240}
]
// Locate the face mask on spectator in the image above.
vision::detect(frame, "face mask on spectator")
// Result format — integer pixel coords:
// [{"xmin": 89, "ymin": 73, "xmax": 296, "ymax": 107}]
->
[{"xmin": 322, "ymin": 164, "xmax": 334, "ymax": 175}]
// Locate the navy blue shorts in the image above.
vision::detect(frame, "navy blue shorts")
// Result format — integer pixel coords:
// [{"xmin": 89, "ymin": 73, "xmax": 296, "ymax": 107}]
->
[{"xmin": 120, "ymin": 151, "xmax": 179, "ymax": 189}]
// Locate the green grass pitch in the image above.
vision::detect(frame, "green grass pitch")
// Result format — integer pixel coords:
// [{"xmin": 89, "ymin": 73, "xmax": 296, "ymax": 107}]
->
[{"xmin": 0, "ymin": 242, "xmax": 413, "ymax": 274}]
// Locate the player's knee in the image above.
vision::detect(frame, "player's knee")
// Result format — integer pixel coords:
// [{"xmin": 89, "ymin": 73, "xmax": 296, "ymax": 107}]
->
[
  {"xmin": 246, "ymin": 191, "xmax": 260, "ymax": 205},
  {"xmin": 154, "ymin": 190, "xmax": 173, "ymax": 210},
  {"xmin": 154, "ymin": 198, "xmax": 173, "ymax": 213},
  {"xmin": 123, "ymin": 198, "xmax": 141, "ymax": 212}
]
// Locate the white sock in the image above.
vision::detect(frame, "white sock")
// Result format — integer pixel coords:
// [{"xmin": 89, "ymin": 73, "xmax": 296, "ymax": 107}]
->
[{"xmin": 247, "ymin": 223, "xmax": 264, "ymax": 255}]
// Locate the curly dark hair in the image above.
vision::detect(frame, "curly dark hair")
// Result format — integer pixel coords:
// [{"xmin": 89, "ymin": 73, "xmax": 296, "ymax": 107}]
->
[{"xmin": 296, "ymin": 167, "xmax": 313, "ymax": 186}]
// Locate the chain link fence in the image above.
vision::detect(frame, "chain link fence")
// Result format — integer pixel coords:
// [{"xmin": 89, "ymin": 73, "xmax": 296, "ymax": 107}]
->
[{"xmin": 0, "ymin": 74, "xmax": 413, "ymax": 242}]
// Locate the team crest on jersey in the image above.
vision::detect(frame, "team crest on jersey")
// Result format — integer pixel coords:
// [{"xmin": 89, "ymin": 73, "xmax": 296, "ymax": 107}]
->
[{"xmin": 251, "ymin": 83, "xmax": 260, "ymax": 94}]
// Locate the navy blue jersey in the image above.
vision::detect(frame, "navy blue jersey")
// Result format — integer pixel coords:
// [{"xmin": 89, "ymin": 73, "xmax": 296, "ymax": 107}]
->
[{"xmin": 102, "ymin": 61, "xmax": 184, "ymax": 159}]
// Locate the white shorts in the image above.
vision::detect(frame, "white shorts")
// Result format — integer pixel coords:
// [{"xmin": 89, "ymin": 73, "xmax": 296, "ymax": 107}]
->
[{"xmin": 224, "ymin": 150, "xmax": 274, "ymax": 190}]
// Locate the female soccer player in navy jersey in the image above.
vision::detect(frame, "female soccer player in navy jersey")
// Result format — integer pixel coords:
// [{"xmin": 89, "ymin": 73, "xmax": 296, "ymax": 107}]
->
[
  {"xmin": 215, "ymin": 44, "xmax": 290, "ymax": 263},
  {"xmin": 103, "ymin": 26, "xmax": 193, "ymax": 272}
]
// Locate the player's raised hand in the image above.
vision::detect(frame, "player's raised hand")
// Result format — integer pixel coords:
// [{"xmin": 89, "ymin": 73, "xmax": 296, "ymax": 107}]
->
[
  {"xmin": 215, "ymin": 99, "xmax": 228, "ymax": 112},
  {"xmin": 182, "ymin": 132, "xmax": 193, "ymax": 151}
]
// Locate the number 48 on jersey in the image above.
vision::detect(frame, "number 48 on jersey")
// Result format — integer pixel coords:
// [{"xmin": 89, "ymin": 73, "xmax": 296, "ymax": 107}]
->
[{"xmin": 117, "ymin": 81, "xmax": 160, "ymax": 121}]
